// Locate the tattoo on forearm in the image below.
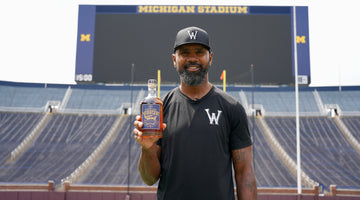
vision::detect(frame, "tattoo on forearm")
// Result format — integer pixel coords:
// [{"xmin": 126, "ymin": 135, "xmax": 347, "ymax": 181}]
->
[
  {"xmin": 245, "ymin": 170, "xmax": 257, "ymax": 193},
  {"xmin": 233, "ymin": 149, "xmax": 246, "ymax": 164},
  {"xmin": 237, "ymin": 169, "xmax": 258, "ymax": 200},
  {"xmin": 233, "ymin": 148, "xmax": 258, "ymax": 199}
]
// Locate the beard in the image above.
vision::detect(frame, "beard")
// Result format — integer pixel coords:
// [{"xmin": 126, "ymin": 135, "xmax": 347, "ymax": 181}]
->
[{"xmin": 178, "ymin": 62, "xmax": 210, "ymax": 86}]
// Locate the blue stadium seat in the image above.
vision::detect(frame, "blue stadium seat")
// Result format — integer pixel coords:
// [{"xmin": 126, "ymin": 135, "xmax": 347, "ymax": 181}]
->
[
  {"xmin": 0, "ymin": 112, "xmax": 43, "ymax": 163},
  {"xmin": 244, "ymin": 91, "xmax": 320, "ymax": 116},
  {"xmin": 265, "ymin": 117, "xmax": 360, "ymax": 191},
  {"xmin": 340, "ymin": 116, "xmax": 360, "ymax": 141},
  {"xmin": 319, "ymin": 90, "xmax": 360, "ymax": 114},
  {"xmin": 0, "ymin": 113, "xmax": 117, "ymax": 184},
  {"xmin": 250, "ymin": 117, "xmax": 297, "ymax": 187},
  {"xmin": 0, "ymin": 85, "xmax": 65, "ymax": 109},
  {"xmin": 66, "ymin": 88, "xmax": 138, "ymax": 110}
]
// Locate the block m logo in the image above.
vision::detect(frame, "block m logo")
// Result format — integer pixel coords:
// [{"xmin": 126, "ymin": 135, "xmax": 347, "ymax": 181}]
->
[
  {"xmin": 296, "ymin": 35, "xmax": 306, "ymax": 44},
  {"xmin": 80, "ymin": 34, "xmax": 91, "ymax": 42}
]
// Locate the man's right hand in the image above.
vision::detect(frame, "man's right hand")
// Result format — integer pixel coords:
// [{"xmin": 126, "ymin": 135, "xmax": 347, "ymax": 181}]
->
[
  {"xmin": 134, "ymin": 115, "xmax": 164, "ymax": 185},
  {"xmin": 133, "ymin": 115, "xmax": 166, "ymax": 150}
]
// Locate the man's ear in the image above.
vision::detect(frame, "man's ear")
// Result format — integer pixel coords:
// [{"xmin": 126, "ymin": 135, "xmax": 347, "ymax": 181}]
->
[
  {"xmin": 209, "ymin": 51, "xmax": 214, "ymax": 66},
  {"xmin": 172, "ymin": 53, "xmax": 176, "ymax": 68}
]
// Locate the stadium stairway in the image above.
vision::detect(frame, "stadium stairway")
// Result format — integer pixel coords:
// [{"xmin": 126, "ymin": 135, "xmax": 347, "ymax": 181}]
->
[
  {"xmin": 264, "ymin": 116, "xmax": 360, "ymax": 193},
  {"xmin": 0, "ymin": 113, "xmax": 118, "ymax": 185},
  {"xmin": 0, "ymin": 112, "xmax": 44, "ymax": 164},
  {"xmin": 333, "ymin": 116, "xmax": 360, "ymax": 155},
  {"xmin": 256, "ymin": 116, "xmax": 319, "ymax": 188},
  {"xmin": 74, "ymin": 115, "xmax": 142, "ymax": 186},
  {"xmin": 250, "ymin": 117, "xmax": 297, "ymax": 187},
  {"xmin": 58, "ymin": 115, "xmax": 126, "ymax": 189},
  {"xmin": 7, "ymin": 113, "xmax": 51, "ymax": 162}
]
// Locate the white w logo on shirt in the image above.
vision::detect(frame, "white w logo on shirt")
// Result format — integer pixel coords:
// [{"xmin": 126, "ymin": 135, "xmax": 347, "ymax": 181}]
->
[
  {"xmin": 187, "ymin": 30, "xmax": 198, "ymax": 40},
  {"xmin": 204, "ymin": 109, "xmax": 222, "ymax": 125}
]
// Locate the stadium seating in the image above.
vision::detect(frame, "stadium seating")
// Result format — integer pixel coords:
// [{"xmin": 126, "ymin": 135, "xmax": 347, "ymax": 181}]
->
[
  {"xmin": 265, "ymin": 117, "xmax": 360, "ymax": 191},
  {"xmin": 0, "ymin": 113, "xmax": 117, "ymax": 184},
  {"xmin": 0, "ymin": 85, "xmax": 66, "ymax": 111},
  {"xmin": 0, "ymin": 112, "xmax": 44, "ymax": 164},
  {"xmin": 0, "ymin": 81, "xmax": 359, "ymax": 195},
  {"xmin": 318, "ymin": 90, "xmax": 360, "ymax": 114},
  {"xmin": 78, "ymin": 116, "xmax": 146, "ymax": 185},
  {"xmin": 341, "ymin": 116, "xmax": 360, "ymax": 141},
  {"xmin": 79, "ymin": 116, "xmax": 298, "ymax": 187},
  {"xmin": 243, "ymin": 90, "xmax": 321, "ymax": 116},
  {"xmin": 249, "ymin": 118, "xmax": 297, "ymax": 187},
  {"xmin": 66, "ymin": 88, "xmax": 139, "ymax": 111}
]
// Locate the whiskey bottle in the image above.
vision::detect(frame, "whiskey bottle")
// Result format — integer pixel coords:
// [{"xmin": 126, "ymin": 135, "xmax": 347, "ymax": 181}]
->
[{"xmin": 140, "ymin": 79, "xmax": 163, "ymax": 137}]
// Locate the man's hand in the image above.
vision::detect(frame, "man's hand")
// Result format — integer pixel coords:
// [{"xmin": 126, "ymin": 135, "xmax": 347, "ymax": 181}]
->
[
  {"xmin": 133, "ymin": 115, "xmax": 166, "ymax": 185},
  {"xmin": 133, "ymin": 115, "xmax": 166, "ymax": 150}
]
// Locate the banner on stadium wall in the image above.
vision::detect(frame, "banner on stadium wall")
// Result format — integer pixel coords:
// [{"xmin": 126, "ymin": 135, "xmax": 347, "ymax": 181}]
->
[
  {"xmin": 75, "ymin": 5, "xmax": 311, "ymax": 84},
  {"xmin": 75, "ymin": 5, "xmax": 96, "ymax": 82},
  {"xmin": 293, "ymin": 6, "xmax": 310, "ymax": 83}
]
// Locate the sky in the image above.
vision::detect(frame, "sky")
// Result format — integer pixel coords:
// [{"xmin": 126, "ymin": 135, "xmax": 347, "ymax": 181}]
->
[{"xmin": 0, "ymin": 0, "xmax": 359, "ymax": 87}]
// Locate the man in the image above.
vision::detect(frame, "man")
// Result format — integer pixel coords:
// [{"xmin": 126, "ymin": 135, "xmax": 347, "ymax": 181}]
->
[{"xmin": 134, "ymin": 26, "xmax": 257, "ymax": 200}]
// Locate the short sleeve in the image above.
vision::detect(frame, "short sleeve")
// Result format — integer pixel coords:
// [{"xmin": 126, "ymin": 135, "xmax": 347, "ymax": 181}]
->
[{"xmin": 229, "ymin": 102, "xmax": 252, "ymax": 150}]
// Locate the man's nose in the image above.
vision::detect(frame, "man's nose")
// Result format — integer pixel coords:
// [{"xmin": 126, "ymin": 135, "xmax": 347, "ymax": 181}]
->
[{"xmin": 186, "ymin": 52, "xmax": 199, "ymax": 62}]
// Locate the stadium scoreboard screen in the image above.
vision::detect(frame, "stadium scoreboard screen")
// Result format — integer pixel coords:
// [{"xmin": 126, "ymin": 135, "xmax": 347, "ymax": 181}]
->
[{"xmin": 75, "ymin": 5, "xmax": 310, "ymax": 85}]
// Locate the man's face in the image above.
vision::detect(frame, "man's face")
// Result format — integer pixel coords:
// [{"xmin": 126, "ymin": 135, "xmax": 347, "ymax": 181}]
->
[{"xmin": 172, "ymin": 44, "xmax": 213, "ymax": 86}]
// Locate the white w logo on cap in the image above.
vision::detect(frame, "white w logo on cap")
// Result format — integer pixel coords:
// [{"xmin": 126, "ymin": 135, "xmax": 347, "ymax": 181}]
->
[{"xmin": 187, "ymin": 30, "xmax": 198, "ymax": 40}]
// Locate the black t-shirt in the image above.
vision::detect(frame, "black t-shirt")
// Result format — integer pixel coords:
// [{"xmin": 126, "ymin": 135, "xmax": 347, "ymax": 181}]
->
[{"xmin": 157, "ymin": 86, "xmax": 252, "ymax": 200}]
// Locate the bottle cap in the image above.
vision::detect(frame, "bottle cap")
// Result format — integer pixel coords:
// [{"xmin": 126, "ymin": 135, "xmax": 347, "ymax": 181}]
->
[{"xmin": 148, "ymin": 79, "xmax": 157, "ymax": 89}]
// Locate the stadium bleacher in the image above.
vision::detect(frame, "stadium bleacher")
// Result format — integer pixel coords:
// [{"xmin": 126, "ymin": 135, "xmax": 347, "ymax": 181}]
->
[
  {"xmin": 0, "ymin": 81, "xmax": 359, "ymax": 197},
  {"xmin": 78, "ymin": 116, "xmax": 144, "ymax": 185},
  {"xmin": 243, "ymin": 90, "xmax": 321, "ymax": 116},
  {"xmin": 78, "ymin": 116, "xmax": 299, "ymax": 188},
  {"xmin": 319, "ymin": 90, "xmax": 360, "ymax": 114},
  {"xmin": 0, "ymin": 84, "xmax": 66, "ymax": 112},
  {"xmin": 0, "ymin": 113, "xmax": 117, "ymax": 184},
  {"xmin": 0, "ymin": 112, "xmax": 44, "ymax": 164},
  {"xmin": 341, "ymin": 116, "xmax": 360, "ymax": 141},
  {"xmin": 265, "ymin": 117, "xmax": 360, "ymax": 191},
  {"xmin": 250, "ymin": 118, "xmax": 297, "ymax": 187},
  {"xmin": 66, "ymin": 88, "xmax": 139, "ymax": 111}
]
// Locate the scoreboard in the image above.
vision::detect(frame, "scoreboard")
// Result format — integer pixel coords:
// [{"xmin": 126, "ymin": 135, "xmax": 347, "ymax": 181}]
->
[{"xmin": 75, "ymin": 5, "xmax": 310, "ymax": 85}]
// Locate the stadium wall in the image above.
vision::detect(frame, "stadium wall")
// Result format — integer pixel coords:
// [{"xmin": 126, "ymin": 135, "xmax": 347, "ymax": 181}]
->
[
  {"xmin": 1, "ymin": 182, "xmax": 360, "ymax": 199},
  {"xmin": 1, "ymin": 191, "xmax": 360, "ymax": 200}
]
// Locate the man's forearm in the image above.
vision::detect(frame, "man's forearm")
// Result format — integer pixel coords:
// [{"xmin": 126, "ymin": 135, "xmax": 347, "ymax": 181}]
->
[
  {"xmin": 236, "ymin": 166, "xmax": 257, "ymax": 200},
  {"xmin": 232, "ymin": 147, "xmax": 258, "ymax": 200},
  {"xmin": 138, "ymin": 145, "xmax": 161, "ymax": 186}
]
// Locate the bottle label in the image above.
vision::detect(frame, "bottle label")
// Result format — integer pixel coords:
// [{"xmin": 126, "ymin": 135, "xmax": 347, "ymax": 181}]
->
[{"xmin": 142, "ymin": 104, "xmax": 160, "ymax": 129}]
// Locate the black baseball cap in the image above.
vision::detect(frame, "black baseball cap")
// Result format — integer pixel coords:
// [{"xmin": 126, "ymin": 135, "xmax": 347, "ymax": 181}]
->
[{"xmin": 173, "ymin": 26, "xmax": 210, "ymax": 52}]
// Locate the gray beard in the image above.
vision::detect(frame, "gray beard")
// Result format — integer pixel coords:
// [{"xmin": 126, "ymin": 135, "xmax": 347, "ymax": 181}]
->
[{"xmin": 178, "ymin": 63, "xmax": 209, "ymax": 86}]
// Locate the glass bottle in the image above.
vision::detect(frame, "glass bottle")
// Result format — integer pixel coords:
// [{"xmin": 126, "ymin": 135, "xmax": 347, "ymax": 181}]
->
[{"xmin": 140, "ymin": 79, "xmax": 163, "ymax": 137}]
